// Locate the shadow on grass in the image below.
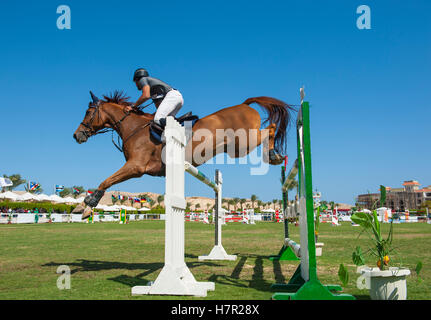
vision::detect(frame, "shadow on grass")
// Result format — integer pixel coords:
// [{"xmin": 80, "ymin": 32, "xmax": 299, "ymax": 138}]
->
[
  {"xmin": 43, "ymin": 257, "xmax": 224, "ymax": 288},
  {"xmin": 207, "ymin": 253, "xmax": 289, "ymax": 293}
]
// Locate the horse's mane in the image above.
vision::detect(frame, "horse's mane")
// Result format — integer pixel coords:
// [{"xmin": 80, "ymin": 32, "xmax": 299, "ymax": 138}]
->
[
  {"xmin": 98, "ymin": 89, "xmax": 153, "ymax": 118},
  {"xmin": 102, "ymin": 90, "xmax": 132, "ymax": 106}
]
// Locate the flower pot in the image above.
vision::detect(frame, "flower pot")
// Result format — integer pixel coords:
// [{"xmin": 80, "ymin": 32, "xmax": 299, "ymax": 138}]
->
[
  {"xmin": 315, "ymin": 242, "xmax": 324, "ymax": 256},
  {"xmin": 356, "ymin": 265, "xmax": 372, "ymax": 289},
  {"xmin": 361, "ymin": 267, "xmax": 410, "ymax": 300}
]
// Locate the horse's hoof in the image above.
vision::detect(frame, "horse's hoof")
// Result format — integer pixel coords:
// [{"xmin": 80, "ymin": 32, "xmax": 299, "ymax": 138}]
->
[
  {"xmin": 84, "ymin": 189, "xmax": 105, "ymax": 208},
  {"xmin": 81, "ymin": 207, "xmax": 92, "ymax": 220},
  {"xmin": 269, "ymin": 150, "xmax": 284, "ymax": 165},
  {"xmin": 84, "ymin": 195, "xmax": 98, "ymax": 207}
]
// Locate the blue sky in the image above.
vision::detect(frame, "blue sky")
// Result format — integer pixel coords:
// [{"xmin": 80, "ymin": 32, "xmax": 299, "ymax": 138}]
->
[{"xmin": 1, "ymin": 1, "xmax": 430, "ymax": 205}]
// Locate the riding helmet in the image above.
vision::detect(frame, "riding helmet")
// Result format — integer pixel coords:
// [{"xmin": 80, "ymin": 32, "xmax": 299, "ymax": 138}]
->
[{"xmin": 133, "ymin": 68, "xmax": 149, "ymax": 81}]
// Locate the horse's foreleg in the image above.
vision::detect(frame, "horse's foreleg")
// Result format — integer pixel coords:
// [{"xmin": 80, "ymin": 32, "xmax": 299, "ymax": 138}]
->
[{"xmin": 84, "ymin": 160, "xmax": 147, "ymax": 208}]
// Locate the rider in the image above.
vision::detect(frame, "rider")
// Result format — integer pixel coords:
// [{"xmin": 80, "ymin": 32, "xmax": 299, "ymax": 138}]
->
[{"xmin": 126, "ymin": 68, "xmax": 184, "ymax": 128}]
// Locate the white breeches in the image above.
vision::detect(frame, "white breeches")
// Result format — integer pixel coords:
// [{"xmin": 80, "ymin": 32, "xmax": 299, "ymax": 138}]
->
[{"xmin": 154, "ymin": 90, "xmax": 184, "ymax": 124}]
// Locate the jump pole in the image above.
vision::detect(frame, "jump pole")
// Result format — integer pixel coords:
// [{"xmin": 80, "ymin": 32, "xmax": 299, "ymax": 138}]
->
[{"xmin": 271, "ymin": 88, "xmax": 355, "ymax": 300}]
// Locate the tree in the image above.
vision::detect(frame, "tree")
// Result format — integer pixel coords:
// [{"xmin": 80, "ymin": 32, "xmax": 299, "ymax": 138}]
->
[
  {"xmin": 195, "ymin": 203, "xmax": 201, "ymax": 211},
  {"xmin": 228, "ymin": 199, "xmax": 235, "ymax": 212},
  {"xmin": 251, "ymin": 194, "xmax": 257, "ymax": 209},
  {"xmin": 157, "ymin": 195, "xmax": 164, "ymax": 208},
  {"xmin": 72, "ymin": 186, "xmax": 85, "ymax": 198},
  {"xmin": 222, "ymin": 198, "xmax": 228, "ymax": 209},
  {"xmin": 3, "ymin": 174, "xmax": 26, "ymax": 191},
  {"xmin": 272, "ymin": 199, "xmax": 278, "ymax": 209},
  {"xmin": 257, "ymin": 200, "xmax": 263, "ymax": 211},
  {"xmin": 233, "ymin": 198, "xmax": 240, "ymax": 211},
  {"xmin": 60, "ymin": 188, "xmax": 72, "ymax": 197},
  {"xmin": 240, "ymin": 198, "xmax": 247, "ymax": 211},
  {"xmin": 147, "ymin": 198, "xmax": 155, "ymax": 208}
]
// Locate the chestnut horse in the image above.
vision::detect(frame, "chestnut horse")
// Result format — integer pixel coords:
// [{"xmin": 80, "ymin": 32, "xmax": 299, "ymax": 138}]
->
[{"xmin": 73, "ymin": 91, "xmax": 294, "ymax": 215}]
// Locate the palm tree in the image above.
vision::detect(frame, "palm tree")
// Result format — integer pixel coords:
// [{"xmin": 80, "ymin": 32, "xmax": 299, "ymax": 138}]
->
[
  {"xmin": 272, "ymin": 199, "xmax": 278, "ymax": 210},
  {"xmin": 240, "ymin": 198, "xmax": 247, "ymax": 211},
  {"xmin": 2, "ymin": 174, "xmax": 26, "ymax": 191},
  {"xmin": 330, "ymin": 201, "xmax": 335, "ymax": 211},
  {"xmin": 222, "ymin": 198, "xmax": 229, "ymax": 209},
  {"xmin": 257, "ymin": 200, "xmax": 263, "ymax": 211},
  {"xmin": 157, "ymin": 195, "xmax": 164, "ymax": 208},
  {"xmin": 195, "ymin": 203, "xmax": 201, "ymax": 211},
  {"xmin": 278, "ymin": 199, "xmax": 283, "ymax": 210},
  {"xmin": 251, "ymin": 194, "xmax": 257, "ymax": 209},
  {"xmin": 186, "ymin": 202, "xmax": 191, "ymax": 211},
  {"xmin": 60, "ymin": 188, "xmax": 72, "ymax": 198},
  {"xmin": 233, "ymin": 198, "xmax": 240, "ymax": 211},
  {"xmin": 228, "ymin": 199, "xmax": 235, "ymax": 212},
  {"xmin": 147, "ymin": 198, "xmax": 155, "ymax": 209}
]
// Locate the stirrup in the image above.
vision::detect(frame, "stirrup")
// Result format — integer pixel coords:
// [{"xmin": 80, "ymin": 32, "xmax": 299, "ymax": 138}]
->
[{"xmin": 150, "ymin": 121, "xmax": 164, "ymax": 143}]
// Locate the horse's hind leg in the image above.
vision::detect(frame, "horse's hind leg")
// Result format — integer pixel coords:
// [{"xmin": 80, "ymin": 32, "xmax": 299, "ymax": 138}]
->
[
  {"xmin": 230, "ymin": 123, "xmax": 284, "ymax": 165},
  {"xmin": 266, "ymin": 123, "xmax": 285, "ymax": 165},
  {"xmin": 252, "ymin": 123, "xmax": 284, "ymax": 165}
]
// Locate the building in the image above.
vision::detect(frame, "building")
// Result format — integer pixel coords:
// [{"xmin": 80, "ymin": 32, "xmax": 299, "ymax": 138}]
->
[{"xmin": 356, "ymin": 180, "xmax": 431, "ymax": 211}]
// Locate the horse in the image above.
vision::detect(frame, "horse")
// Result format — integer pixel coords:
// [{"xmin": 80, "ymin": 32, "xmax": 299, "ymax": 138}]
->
[{"xmin": 73, "ymin": 91, "xmax": 294, "ymax": 216}]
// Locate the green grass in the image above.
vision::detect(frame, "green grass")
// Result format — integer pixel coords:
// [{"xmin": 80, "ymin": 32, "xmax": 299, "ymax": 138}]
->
[{"xmin": 0, "ymin": 221, "xmax": 430, "ymax": 299}]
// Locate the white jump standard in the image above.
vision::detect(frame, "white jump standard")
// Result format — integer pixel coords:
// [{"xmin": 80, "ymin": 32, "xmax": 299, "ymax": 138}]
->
[
  {"xmin": 132, "ymin": 118, "xmax": 214, "ymax": 297},
  {"xmin": 193, "ymin": 168, "xmax": 236, "ymax": 262},
  {"xmin": 132, "ymin": 116, "xmax": 235, "ymax": 297}
]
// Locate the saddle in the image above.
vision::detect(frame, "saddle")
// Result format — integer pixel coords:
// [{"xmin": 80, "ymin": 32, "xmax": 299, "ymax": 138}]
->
[{"xmin": 150, "ymin": 112, "xmax": 199, "ymax": 143}]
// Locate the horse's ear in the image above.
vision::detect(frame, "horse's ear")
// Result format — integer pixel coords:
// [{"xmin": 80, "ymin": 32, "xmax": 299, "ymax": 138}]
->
[{"xmin": 89, "ymin": 91, "xmax": 99, "ymax": 105}]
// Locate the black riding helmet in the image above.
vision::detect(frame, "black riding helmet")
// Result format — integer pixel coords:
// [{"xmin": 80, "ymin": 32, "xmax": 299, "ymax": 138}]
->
[{"xmin": 133, "ymin": 68, "xmax": 149, "ymax": 82}]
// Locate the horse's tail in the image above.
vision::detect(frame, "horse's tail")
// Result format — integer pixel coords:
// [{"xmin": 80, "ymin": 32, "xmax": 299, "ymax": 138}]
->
[{"xmin": 243, "ymin": 96, "xmax": 295, "ymax": 155}]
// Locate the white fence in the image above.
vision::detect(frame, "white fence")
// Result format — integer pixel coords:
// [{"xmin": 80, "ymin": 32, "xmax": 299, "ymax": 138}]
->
[{"xmin": 0, "ymin": 213, "xmax": 165, "ymax": 224}]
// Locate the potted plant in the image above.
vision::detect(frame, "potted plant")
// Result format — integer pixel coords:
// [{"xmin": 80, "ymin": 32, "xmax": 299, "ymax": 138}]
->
[
  {"xmin": 315, "ymin": 203, "xmax": 324, "ymax": 256},
  {"xmin": 351, "ymin": 185, "xmax": 410, "ymax": 300}
]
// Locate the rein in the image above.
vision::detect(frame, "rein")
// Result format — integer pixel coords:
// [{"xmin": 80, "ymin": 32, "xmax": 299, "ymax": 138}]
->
[{"xmin": 80, "ymin": 102, "xmax": 153, "ymax": 152}]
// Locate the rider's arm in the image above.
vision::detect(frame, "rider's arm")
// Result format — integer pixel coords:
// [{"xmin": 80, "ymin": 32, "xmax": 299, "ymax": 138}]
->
[{"xmin": 133, "ymin": 85, "xmax": 151, "ymax": 107}]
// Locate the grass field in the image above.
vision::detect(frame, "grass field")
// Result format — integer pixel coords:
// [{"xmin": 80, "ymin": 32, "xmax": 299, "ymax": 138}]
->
[{"xmin": 0, "ymin": 220, "xmax": 430, "ymax": 300}]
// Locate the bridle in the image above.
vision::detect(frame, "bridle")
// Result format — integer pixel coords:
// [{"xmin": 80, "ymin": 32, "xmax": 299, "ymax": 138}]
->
[
  {"xmin": 79, "ymin": 91, "xmax": 151, "ymax": 152},
  {"xmin": 80, "ymin": 102, "xmax": 131, "ymax": 137}
]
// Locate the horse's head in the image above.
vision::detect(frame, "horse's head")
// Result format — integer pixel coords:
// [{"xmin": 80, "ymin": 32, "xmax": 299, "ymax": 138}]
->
[{"xmin": 73, "ymin": 91, "xmax": 112, "ymax": 144}]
